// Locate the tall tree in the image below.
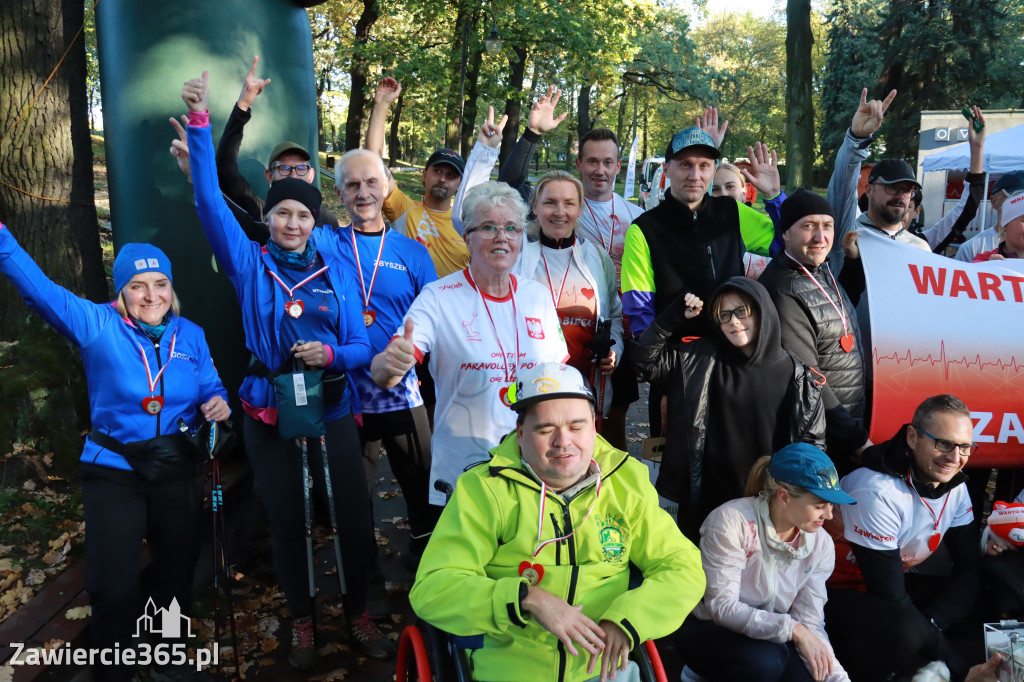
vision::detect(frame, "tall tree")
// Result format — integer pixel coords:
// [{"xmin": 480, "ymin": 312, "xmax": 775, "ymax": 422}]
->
[
  {"xmin": 785, "ymin": 0, "xmax": 815, "ymax": 190},
  {"xmin": 343, "ymin": 0, "xmax": 379, "ymax": 151},
  {"xmin": 0, "ymin": 0, "xmax": 105, "ymax": 340}
]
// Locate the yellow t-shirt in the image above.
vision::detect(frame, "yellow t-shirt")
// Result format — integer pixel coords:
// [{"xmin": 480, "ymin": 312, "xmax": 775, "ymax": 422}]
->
[{"xmin": 385, "ymin": 187, "xmax": 470, "ymax": 278}]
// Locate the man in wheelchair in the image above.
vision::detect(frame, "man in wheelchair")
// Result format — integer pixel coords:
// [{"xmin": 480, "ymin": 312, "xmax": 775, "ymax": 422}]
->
[{"xmin": 410, "ymin": 363, "xmax": 705, "ymax": 682}]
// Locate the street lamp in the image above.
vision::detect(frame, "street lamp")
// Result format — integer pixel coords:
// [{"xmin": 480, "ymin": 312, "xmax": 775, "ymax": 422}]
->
[{"xmin": 484, "ymin": 22, "xmax": 504, "ymax": 55}]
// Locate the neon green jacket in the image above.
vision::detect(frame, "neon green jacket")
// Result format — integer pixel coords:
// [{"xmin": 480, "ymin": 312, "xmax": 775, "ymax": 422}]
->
[{"xmin": 410, "ymin": 434, "xmax": 706, "ymax": 682}]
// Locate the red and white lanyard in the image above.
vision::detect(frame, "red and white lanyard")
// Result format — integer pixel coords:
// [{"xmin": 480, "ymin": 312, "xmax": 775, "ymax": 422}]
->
[
  {"xmin": 584, "ymin": 198, "xmax": 618, "ymax": 255},
  {"xmin": 533, "ymin": 459, "xmax": 602, "ymax": 557},
  {"xmin": 541, "ymin": 247, "xmax": 574, "ymax": 310},
  {"xmin": 783, "ymin": 251, "xmax": 849, "ymax": 335},
  {"xmin": 349, "ymin": 226, "xmax": 387, "ymax": 309},
  {"xmin": 136, "ymin": 332, "xmax": 177, "ymax": 396},
  {"xmin": 908, "ymin": 467, "xmax": 952, "ymax": 552},
  {"xmin": 467, "ymin": 269, "xmax": 521, "ymax": 382},
  {"xmin": 266, "ymin": 265, "xmax": 329, "ymax": 302}
]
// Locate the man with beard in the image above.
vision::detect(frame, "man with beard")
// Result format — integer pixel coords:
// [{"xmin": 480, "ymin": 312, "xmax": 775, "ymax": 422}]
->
[
  {"xmin": 826, "ymin": 88, "xmax": 929, "ymax": 275},
  {"xmin": 366, "ymin": 77, "xmax": 501, "ymax": 278}
]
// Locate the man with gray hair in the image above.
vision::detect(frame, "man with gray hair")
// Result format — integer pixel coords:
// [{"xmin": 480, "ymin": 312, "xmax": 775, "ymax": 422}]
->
[{"xmin": 318, "ymin": 149, "xmax": 442, "ymax": 571}]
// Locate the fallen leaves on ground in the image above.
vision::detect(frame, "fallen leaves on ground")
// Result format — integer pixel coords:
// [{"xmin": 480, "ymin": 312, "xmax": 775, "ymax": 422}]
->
[{"xmin": 65, "ymin": 605, "xmax": 92, "ymax": 620}]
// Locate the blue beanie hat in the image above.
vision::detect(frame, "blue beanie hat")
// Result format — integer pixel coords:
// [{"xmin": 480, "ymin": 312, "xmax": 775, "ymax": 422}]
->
[{"xmin": 113, "ymin": 243, "xmax": 173, "ymax": 294}]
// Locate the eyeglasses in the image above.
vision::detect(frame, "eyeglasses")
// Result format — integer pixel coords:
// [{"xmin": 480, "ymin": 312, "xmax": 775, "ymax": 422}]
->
[
  {"xmin": 273, "ymin": 163, "xmax": 311, "ymax": 177},
  {"xmin": 715, "ymin": 305, "xmax": 751, "ymax": 324},
  {"xmin": 915, "ymin": 427, "xmax": 978, "ymax": 457},
  {"xmin": 872, "ymin": 182, "xmax": 916, "ymax": 197},
  {"xmin": 466, "ymin": 224, "xmax": 524, "ymax": 239}
]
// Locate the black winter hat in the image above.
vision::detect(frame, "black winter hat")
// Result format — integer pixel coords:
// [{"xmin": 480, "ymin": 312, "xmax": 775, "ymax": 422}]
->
[
  {"xmin": 265, "ymin": 177, "xmax": 321, "ymax": 219},
  {"xmin": 780, "ymin": 189, "xmax": 835, "ymax": 235}
]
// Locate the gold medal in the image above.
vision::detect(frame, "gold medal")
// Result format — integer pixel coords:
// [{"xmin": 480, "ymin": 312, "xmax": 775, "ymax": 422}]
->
[{"xmin": 363, "ymin": 310, "xmax": 376, "ymax": 327}]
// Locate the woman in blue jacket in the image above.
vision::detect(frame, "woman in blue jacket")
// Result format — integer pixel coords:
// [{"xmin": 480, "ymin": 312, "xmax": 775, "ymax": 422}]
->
[
  {"xmin": 0, "ymin": 227, "xmax": 228, "ymax": 682},
  {"xmin": 180, "ymin": 72, "xmax": 386, "ymax": 666}
]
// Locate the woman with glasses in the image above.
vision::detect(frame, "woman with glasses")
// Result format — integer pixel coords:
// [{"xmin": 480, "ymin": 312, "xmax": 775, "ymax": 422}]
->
[
  {"xmin": 512, "ymin": 171, "xmax": 622, "ymax": 424},
  {"xmin": 372, "ymin": 181, "xmax": 568, "ymax": 505},
  {"xmin": 631, "ymin": 276, "xmax": 826, "ymax": 541}
]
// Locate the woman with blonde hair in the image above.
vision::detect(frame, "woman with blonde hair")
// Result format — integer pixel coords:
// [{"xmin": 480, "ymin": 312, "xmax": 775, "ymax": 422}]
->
[
  {"xmin": 677, "ymin": 443, "xmax": 855, "ymax": 682},
  {"xmin": 513, "ymin": 170, "xmax": 622, "ymax": 424}
]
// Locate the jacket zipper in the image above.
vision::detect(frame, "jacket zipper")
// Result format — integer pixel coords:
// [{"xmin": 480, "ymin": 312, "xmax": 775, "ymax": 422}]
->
[
  {"xmin": 150, "ymin": 337, "xmax": 163, "ymax": 435},
  {"xmin": 706, "ymin": 244, "xmax": 716, "ymax": 281},
  {"xmin": 553, "ymin": 499, "xmax": 581, "ymax": 682}
]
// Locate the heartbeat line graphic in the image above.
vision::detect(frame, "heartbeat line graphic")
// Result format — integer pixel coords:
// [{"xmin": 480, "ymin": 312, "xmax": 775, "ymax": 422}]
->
[{"xmin": 874, "ymin": 341, "xmax": 1024, "ymax": 381}]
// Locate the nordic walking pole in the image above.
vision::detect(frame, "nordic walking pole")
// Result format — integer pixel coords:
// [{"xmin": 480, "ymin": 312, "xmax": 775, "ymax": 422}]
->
[
  {"xmin": 296, "ymin": 343, "xmax": 317, "ymax": 625},
  {"xmin": 318, "ymin": 431, "xmax": 347, "ymax": 594},
  {"xmin": 207, "ymin": 421, "xmax": 240, "ymax": 678}
]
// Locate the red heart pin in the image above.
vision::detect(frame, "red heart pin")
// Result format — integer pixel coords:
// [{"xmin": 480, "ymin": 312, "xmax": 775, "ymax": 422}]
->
[
  {"xmin": 518, "ymin": 560, "xmax": 544, "ymax": 585},
  {"xmin": 580, "ymin": 287, "xmax": 595, "ymax": 300},
  {"xmin": 499, "ymin": 386, "xmax": 512, "ymax": 407}
]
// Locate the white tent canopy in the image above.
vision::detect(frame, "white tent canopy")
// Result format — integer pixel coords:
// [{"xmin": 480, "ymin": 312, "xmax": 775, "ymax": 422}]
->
[{"xmin": 921, "ymin": 122, "xmax": 1024, "ymax": 173}]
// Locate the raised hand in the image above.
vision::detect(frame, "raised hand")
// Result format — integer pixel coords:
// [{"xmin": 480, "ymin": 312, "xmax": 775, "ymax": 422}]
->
[
  {"xmin": 477, "ymin": 105, "xmax": 509, "ymax": 149},
  {"xmin": 683, "ymin": 292, "xmax": 703, "ymax": 319},
  {"xmin": 696, "ymin": 105, "xmax": 728, "ymax": 148},
  {"xmin": 168, "ymin": 115, "xmax": 191, "ymax": 181},
  {"xmin": 527, "ymin": 86, "xmax": 567, "ymax": 135},
  {"xmin": 740, "ymin": 142, "xmax": 781, "ymax": 198},
  {"xmin": 967, "ymin": 105, "xmax": 986, "ymax": 148},
  {"xmin": 850, "ymin": 88, "xmax": 897, "ymax": 139},
  {"xmin": 385, "ymin": 318, "xmax": 417, "ymax": 378},
  {"xmin": 374, "ymin": 77, "xmax": 402, "ymax": 106},
  {"xmin": 181, "ymin": 71, "xmax": 210, "ymax": 114},
  {"xmin": 237, "ymin": 56, "xmax": 271, "ymax": 112}
]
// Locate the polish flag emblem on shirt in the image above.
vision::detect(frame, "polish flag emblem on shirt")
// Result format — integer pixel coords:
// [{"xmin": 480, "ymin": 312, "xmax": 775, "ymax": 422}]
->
[{"xmin": 526, "ymin": 318, "xmax": 545, "ymax": 339}]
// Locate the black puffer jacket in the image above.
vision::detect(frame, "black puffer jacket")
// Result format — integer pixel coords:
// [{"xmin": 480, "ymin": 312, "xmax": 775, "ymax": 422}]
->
[
  {"xmin": 758, "ymin": 254, "xmax": 865, "ymax": 420},
  {"xmin": 631, "ymin": 277, "xmax": 826, "ymax": 536}
]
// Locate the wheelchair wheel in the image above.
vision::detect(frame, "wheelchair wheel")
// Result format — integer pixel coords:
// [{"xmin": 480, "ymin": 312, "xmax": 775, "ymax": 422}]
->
[
  {"xmin": 630, "ymin": 640, "xmax": 668, "ymax": 682},
  {"xmin": 395, "ymin": 624, "xmax": 431, "ymax": 681}
]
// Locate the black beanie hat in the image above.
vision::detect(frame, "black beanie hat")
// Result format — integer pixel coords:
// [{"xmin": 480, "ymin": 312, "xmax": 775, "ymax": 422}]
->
[
  {"xmin": 779, "ymin": 189, "xmax": 834, "ymax": 236},
  {"xmin": 265, "ymin": 177, "xmax": 321, "ymax": 219}
]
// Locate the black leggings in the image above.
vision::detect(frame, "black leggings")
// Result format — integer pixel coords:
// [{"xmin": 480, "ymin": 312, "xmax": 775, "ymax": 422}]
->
[
  {"xmin": 359, "ymin": 405, "xmax": 441, "ymax": 553},
  {"xmin": 244, "ymin": 414, "xmax": 373, "ymax": 619},
  {"xmin": 676, "ymin": 617, "xmax": 815, "ymax": 682},
  {"xmin": 81, "ymin": 463, "xmax": 202, "ymax": 682}
]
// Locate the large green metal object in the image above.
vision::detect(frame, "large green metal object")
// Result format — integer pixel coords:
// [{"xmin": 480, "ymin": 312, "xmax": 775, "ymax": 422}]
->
[{"xmin": 95, "ymin": 0, "xmax": 321, "ymax": 406}]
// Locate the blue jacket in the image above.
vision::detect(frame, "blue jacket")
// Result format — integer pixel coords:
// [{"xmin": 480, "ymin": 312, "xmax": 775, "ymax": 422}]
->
[
  {"xmin": 187, "ymin": 122, "xmax": 371, "ymax": 420},
  {"xmin": 0, "ymin": 224, "xmax": 228, "ymax": 471}
]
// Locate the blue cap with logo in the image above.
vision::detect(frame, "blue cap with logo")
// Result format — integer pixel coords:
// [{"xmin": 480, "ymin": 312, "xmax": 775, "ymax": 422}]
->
[
  {"xmin": 113, "ymin": 243, "xmax": 173, "ymax": 294},
  {"xmin": 664, "ymin": 126, "xmax": 721, "ymax": 162},
  {"xmin": 768, "ymin": 443, "xmax": 857, "ymax": 505}
]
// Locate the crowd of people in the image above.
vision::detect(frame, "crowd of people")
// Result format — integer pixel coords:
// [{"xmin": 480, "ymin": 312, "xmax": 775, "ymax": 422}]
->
[{"xmin": 0, "ymin": 60, "xmax": 1021, "ymax": 682}]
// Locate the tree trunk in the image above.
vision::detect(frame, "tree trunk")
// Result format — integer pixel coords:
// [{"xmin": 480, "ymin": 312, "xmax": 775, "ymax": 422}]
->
[
  {"xmin": 343, "ymin": 0, "xmax": 378, "ymax": 151},
  {"xmin": 499, "ymin": 44, "xmax": 528, "ymax": 167},
  {"xmin": 616, "ymin": 86, "xmax": 628, "ymax": 144},
  {"xmin": 316, "ymin": 69, "xmax": 327, "ymax": 152},
  {"xmin": 459, "ymin": 48, "xmax": 483, "ymax": 158},
  {"xmin": 0, "ymin": 0, "xmax": 105, "ymax": 340},
  {"xmin": 446, "ymin": 4, "xmax": 471, "ymax": 150},
  {"xmin": 388, "ymin": 91, "xmax": 405, "ymax": 164},
  {"xmin": 784, "ymin": 0, "xmax": 815, "ymax": 191},
  {"xmin": 577, "ymin": 84, "xmax": 592, "ymax": 140}
]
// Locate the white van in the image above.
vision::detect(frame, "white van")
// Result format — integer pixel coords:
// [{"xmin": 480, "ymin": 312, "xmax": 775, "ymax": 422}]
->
[{"xmin": 639, "ymin": 157, "xmax": 668, "ymax": 210}]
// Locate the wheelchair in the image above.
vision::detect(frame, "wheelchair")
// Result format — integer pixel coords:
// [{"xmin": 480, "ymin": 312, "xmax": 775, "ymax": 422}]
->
[{"xmin": 395, "ymin": 618, "xmax": 668, "ymax": 682}]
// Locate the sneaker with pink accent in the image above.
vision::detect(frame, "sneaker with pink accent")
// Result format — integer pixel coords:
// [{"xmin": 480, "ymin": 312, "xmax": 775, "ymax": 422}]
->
[
  {"xmin": 350, "ymin": 609, "xmax": 396, "ymax": 660},
  {"xmin": 289, "ymin": 615, "xmax": 315, "ymax": 670}
]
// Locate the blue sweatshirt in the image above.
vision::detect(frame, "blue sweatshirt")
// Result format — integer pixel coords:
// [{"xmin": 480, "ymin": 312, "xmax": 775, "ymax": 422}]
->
[
  {"xmin": 314, "ymin": 224, "xmax": 437, "ymax": 413},
  {"xmin": 187, "ymin": 121, "xmax": 371, "ymax": 422},
  {"xmin": 0, "ymin": 224, "xmax": 228, "ymax": 471}
]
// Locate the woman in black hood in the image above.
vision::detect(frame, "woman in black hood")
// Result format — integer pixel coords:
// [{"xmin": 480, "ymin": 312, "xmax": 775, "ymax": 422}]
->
[{"xmin": 632, "ymin": 276, "xmax": 827, "ymax": 541}]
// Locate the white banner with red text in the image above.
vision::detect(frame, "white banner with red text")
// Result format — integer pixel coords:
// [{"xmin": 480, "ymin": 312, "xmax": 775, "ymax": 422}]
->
[{"xmin": 861, "ymin": 230, "xmax": 1024, "ymax": 467}]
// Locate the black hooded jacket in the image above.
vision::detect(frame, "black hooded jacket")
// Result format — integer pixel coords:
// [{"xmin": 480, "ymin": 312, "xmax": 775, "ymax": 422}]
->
[{"xmin": 630, "ymin": 276, "xmax": 826, "ymax": 538}]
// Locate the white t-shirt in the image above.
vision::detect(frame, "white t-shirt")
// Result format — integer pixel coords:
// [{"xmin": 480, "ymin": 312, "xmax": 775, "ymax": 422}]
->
[
  {"xmin": 578, "ymin": 195, "xmax": 645, "ymax": 285},
  {"xmin": 828, "ymin": 466, "xmax": 973, "ymax": 590},
  {"xmin": 398, "ymin": 268, "xmax": 568, "ymax": 505}
]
